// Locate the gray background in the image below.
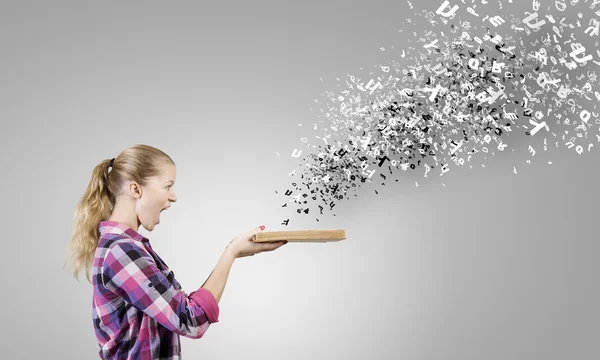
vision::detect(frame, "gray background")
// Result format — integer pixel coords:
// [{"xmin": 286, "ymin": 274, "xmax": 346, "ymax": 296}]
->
[{"xmin": 1, "ymin": 0, "xmax": 599, "ymax": 359}]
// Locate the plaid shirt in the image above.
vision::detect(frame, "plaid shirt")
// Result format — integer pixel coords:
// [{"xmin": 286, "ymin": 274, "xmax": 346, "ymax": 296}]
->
[{"xmin": 92, "ymin": 221, "xmax": 219, "ymax": 359}]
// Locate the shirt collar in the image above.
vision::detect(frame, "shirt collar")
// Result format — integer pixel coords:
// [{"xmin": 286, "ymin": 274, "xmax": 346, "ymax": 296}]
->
[{"xmin": 98, "ymin": 220, "xmax": 149, "ymax": 242}]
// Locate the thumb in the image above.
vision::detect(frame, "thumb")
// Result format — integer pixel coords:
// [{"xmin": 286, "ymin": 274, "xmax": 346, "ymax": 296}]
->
[{"xmin": 249, "ymin": 225, "xmax": 265, "ymax": 241}]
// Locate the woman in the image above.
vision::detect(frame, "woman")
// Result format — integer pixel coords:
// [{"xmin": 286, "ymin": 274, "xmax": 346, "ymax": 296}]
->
[{"xmin": 63, "ymin": 144, "xmax": 287, "ymax": 359}]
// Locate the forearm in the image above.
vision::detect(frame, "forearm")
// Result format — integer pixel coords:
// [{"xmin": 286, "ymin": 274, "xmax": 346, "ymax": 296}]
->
[{"xmin": 201, "ymin": 248, "xmax": 236, "ymax": 304}]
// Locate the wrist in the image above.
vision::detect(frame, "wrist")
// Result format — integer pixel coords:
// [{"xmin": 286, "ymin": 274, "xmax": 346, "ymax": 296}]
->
[{"xmin": 224, "ymin": 246, "xmax": 238, "ymax": 260}]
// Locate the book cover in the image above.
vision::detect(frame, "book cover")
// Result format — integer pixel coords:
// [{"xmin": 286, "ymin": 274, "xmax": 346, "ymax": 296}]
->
[{"xmin": 251, "ymin": 230, "xmax": 346, "ymax": 243}]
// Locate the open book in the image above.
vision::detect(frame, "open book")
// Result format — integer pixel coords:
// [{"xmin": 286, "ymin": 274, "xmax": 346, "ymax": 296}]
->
[{"xmin": 251, "ymin": 230, "xmax": 346, "ymax": 243}]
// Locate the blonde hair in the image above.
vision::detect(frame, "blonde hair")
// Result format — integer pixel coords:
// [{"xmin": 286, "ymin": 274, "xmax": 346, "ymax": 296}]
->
[{"xmin": 63, "ymin": 144, "xmax": 175, "ymax": 284}]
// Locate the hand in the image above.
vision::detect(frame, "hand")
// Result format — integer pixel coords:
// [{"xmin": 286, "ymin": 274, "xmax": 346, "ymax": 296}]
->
[{"xmin": 226, "ymin": 226, "xmax": 287, "ymax": 259}]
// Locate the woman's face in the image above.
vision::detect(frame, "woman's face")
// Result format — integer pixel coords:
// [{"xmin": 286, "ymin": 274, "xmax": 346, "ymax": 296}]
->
[{"xmin": 137, "ymin": 163, "xmax": 177, "ymax": 231}]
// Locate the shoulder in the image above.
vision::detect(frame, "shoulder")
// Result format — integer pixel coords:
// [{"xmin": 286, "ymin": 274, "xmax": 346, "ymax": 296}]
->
[
  {"xmin": 101, "ymin": 237, "xmax": 154, "ymax": 269},
  {"xmin": 101, "ymin": 235, "xmax": 147, "ymax": 253}
]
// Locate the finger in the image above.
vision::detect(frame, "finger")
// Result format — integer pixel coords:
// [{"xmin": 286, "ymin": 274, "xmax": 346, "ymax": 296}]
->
[
  {"xmin": 249, "ymin": 226, "xmax": 265, "ymax": 241},
  {"xmin": 265, "ymin": 241, "xmax": 286, "ymax": 251}
]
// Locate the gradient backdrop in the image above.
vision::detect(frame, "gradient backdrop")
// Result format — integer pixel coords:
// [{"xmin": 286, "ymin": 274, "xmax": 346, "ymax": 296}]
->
[{"xmin": 1, "ymin": 0, "xmax": 599, "ymax": 359}]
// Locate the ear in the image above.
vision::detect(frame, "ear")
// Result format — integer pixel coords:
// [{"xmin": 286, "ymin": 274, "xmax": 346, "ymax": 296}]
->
[{"xmin": 128, "ymin": 182, "xmax": 143, "ymax": 199}]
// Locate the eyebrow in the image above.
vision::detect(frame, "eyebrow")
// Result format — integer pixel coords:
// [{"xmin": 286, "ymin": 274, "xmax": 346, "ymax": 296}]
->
[{"xmin": 165, "ymin": 180, "xmax": 174, "ymax": 184}]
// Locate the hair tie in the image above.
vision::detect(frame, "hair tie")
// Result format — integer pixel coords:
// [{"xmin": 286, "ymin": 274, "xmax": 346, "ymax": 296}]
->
[{"xmin": 109, "ymin": 158, "xmax": 115, "ymax": 168}]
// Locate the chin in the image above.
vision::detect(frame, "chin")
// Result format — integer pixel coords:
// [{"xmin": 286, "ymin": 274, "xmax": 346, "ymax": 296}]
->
[{"xmin": 143, "ymin": 222, "xmax": 157, "ymax": 231}]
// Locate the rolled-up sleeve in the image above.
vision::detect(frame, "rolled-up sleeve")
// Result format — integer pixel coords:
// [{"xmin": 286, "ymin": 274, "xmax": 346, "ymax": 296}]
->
[
  {"xmin": 101, "ymin": 241, "xmax": 220, "ymax": 339},
  {"xmin": 189, "ymin": 288, "xmax": 219, "ymax": 324}
]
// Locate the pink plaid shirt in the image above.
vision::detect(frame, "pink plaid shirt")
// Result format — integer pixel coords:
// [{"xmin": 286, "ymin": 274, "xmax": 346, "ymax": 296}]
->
[{"xmin": 92, "ymin": 221, "xmax": 219, "ymax": 359}]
